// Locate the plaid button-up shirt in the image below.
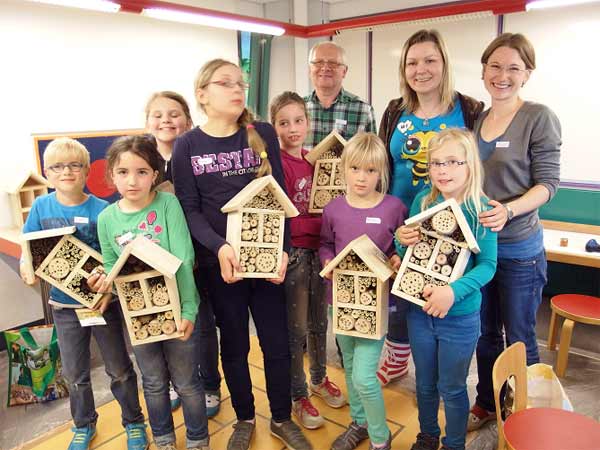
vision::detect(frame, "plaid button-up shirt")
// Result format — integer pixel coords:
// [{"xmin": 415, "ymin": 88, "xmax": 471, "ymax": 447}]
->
[{"xmin": 304, "ymin": 88, "xmax": 376, "ymax": 150}]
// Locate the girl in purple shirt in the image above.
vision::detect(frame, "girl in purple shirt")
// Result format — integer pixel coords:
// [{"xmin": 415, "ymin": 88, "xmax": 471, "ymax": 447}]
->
[{"xmin": 320, "ymin": 133, "xmax": 407, "ymax": 450}]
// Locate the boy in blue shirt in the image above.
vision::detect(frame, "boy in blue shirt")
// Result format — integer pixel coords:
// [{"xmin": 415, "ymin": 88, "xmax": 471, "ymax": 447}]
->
[{"xmin": 20, "ymin": 138, "xmax": 148, "ymax": 450}]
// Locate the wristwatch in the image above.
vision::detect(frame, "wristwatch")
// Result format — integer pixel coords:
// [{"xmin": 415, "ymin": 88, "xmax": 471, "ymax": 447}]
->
[{"xmin": 504, "ymin": 203, "xmax": 515, "ymax": 221}]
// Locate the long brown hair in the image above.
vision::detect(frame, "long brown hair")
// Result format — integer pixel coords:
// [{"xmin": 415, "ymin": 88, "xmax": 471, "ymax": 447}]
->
[
  {"xmin": 194, "ymin": 59, "xmax": 271, "ymax": 177},
  {"xmin": 481, "ymin": 33, "xmax": 536, "ymax": 70},
  {"xmin": 144, "ymin": 90, "xmax": 193, "ymax": 127},
  {"xmin": 398, "ymin": 29, "xmax": 455, "ymax": 114}
]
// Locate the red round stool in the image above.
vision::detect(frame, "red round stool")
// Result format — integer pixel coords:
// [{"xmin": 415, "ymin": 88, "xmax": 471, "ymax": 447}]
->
[
  {"xmin": 548, "ymin": 294, "xmax": 600, "ymax": 377},
  {"xmin": 504, "ymin": 407, "xmax": 600, "ymax": 450}
]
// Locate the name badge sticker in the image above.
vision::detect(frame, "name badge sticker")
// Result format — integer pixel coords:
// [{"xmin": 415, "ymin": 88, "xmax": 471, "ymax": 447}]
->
[
  {"xmin": 197, "ymin": 157, "xmax": 214, "ymax": 165},
  {"xmin": 75, "ymin": 308, "xmax": 107, "ymax": 327},
  {"xmin": 74, "ymin": 216, "xmax": 89, "ymax": 224},
  {"xmin": 335, "ymin": 118, "xmax": 347, "ymax": 126},
  {"xmin": 117, "ymin": 232, "xmax": 134, "ymax": 246},
  {"xmin": 366, "ymin": 217, "xmax": 381, "ymax": 224},
  {"xmin": 496, "ymin": 141, "xmax": 510, "ymax": 148}
]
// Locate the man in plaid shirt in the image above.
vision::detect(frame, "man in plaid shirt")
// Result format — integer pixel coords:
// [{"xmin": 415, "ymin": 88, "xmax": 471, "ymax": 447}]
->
[{"xmin": 304, "ymin": 42, "xmax": 376, "ymax": 150}]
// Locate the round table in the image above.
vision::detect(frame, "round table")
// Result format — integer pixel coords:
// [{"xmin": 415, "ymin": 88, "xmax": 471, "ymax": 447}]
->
[{"xmin": 504, "ymin": 407, "xmax": 600, "ymax": 450}]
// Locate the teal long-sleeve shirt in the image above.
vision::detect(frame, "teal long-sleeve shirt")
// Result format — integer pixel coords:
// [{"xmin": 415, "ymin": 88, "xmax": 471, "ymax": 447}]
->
[
  {"xmin": 97, "ymin": 191, "xmax": 199, "ymax": 322},
  {"xmin": 397, "ymin": 190, "xmax": 497, "ymax": 316}
]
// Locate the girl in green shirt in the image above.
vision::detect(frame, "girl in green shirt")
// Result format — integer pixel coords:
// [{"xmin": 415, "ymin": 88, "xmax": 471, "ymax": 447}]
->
[{"xmin": 94, "ymin": 135, "xmax": 208, "ymax": 450}]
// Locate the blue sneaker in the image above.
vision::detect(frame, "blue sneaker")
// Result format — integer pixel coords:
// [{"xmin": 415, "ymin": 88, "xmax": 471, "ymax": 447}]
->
[
  {"xmin": 125, "ymin": 422, "xmax": 148, "ymax": 450},
  {"xmin": 169, "ymin": 384, "xmax": 181, "ymax": 411},
  {"xmin": 68, "ymin": 425, "xmax": 96, "ymax": 450},
  {"xmin": 205, "ymin": 390, "xmax": 221, "ymax": 418}
]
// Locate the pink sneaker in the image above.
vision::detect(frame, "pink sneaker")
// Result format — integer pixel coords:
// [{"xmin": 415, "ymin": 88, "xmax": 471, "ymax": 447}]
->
[
  {"xmin": 309, "ymin": 377, "xmax": 346, "ymax": 408},
  {"xmin": 292, "ymin": 397, "xmax": 324, "ymax": 429}
]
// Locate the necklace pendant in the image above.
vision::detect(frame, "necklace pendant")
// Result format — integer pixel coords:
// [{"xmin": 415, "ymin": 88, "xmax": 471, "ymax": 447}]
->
[{"xmin": 423, "ymin": 118, "xmax": 429, "ymax": 127}]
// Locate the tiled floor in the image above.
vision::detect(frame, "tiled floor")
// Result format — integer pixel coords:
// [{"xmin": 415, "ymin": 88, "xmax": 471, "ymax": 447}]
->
[
  {"xmin": 3, "ymin": 311, "xmax": 600, "ymax": 450},
  {"xmin": 16, "ymin": 336, "xmax": 438, "ymax": 450}
]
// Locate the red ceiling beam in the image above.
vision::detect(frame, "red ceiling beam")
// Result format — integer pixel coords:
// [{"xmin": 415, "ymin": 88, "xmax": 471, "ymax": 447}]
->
[
  {"xmin": 116, "ymin": 0, "xmax": 528, "ymax": 38},
  {"xmin": 306, "ymin": 0, "xmax": 528, "ymax": 37}
]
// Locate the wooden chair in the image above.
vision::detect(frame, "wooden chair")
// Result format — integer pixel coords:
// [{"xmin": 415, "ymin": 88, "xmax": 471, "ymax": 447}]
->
[
  {"xmin": 547, "ymin": 294, "xmax": 600, "ymax": 377},
  {"xmin": 492, "ymin": 342, "xmax": 600, "ymax": 450}
]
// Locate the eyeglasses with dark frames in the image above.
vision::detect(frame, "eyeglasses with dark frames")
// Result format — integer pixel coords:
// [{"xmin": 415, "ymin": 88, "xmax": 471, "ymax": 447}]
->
[{"xmin": 47, "ymin": 162, "xmax": 85, "ymax": 173}]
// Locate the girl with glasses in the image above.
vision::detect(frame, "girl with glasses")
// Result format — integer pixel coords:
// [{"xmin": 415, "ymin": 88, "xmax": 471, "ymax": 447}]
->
[{"xmin": 396, "ymin": 128, "xmax": 498, "ymax": 450}]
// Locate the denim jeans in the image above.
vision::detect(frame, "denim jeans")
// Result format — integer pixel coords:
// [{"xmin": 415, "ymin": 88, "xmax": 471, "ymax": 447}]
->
[
  {"xmin": 133, "ymin": 321, "xmax": 209, "ymax": 448},
  {"xmin": 194, "ymin": 268, "xmax": 222, "ymax": 393},
  {"xmin": 336, "ymin": 334, "xmax": 389, "ymax": 445},
  {"xmin": 284, "ymin": 247, "xmax": 328, "ymax": 399},
  {"xmin": 52, "ymin": 301, "xmax": 144, "ymax": 428},
  {"xmin": 408, "ymin": 306, "xmax": 480, "ymax": 450},
  {"xmin": 475, "ymin": 251, "xmax": 548, "ymax": 412},
  {"xmin": 385, "ymin": 295, "xmax": 410, "ymax": 344},
  {"xmin": 202, "ymin": 263, "xmax": 292, "ymax": 422}
]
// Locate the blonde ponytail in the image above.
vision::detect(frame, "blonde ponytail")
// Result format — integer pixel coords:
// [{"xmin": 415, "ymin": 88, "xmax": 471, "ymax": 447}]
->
[{"xmin": 238, "ymin": 108, "xmax": 272, "ymax": 178}]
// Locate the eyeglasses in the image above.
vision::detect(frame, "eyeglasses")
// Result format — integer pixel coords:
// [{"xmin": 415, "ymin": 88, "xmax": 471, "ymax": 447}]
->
[
  {"xmin": 484, "ymin": 63, "xmax": 527, "ymax": 75},
  {"xmin": 428, "ymin": 160, "xmax": 467, "ymax": 169},
  {"xmin": 206, "ymin": 80, "xmax": 250, "ymax": 90},
  {"xmin": 47, "ymin": 162, "xmax": 85, "ymax": 173},
  {"xmin": 310, "ymin": 60, "xmax": 346, "ymax": 69}
]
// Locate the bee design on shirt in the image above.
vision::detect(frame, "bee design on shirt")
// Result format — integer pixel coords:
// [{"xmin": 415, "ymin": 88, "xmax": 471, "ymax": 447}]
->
[{"xmin": 401, "ymin": 131, "xmax": 437, "ymax": 186}]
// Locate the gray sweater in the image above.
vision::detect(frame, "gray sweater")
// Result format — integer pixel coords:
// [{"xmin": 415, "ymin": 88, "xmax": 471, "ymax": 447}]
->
[{"xmin": 475, "ymin": 101, "xmax": 561, "ymax": 244}]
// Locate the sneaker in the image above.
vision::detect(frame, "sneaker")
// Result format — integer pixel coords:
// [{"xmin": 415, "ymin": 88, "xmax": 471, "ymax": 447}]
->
[
  {"xmin": 331, "ymin": 421, "xmax": 369, "ymax": 450},
  {"xmin": 169, "ymin": 384, "xmax": 181, "ymax": 411},
  {"xmin": 270, "ymin": 419, "xmax": 313, "ymax": 450},
  {"xmin": 309, "ymin": 377, "xmax": 346, "ymax": 408},
  {"xmin": 377, "ymin": 340, "xmax": 410, "ymax": 386},
  {"xmin": 410, "ymin": 432, "xmax": 439, "ymax": 450},
  {"xmin": 369, "ymin": 432, "xmax": 392, "ymax": 450},
  {"xmin": 292, "ymin": 397, "xmax": 325, "ymax": 429},
  {"xmin": 125, "ymin": 423, "xmax": 149, "ymax": 450},
  {"xmin": 467, "ymin": 404, "xmax": 495, "ymax": 432},
  {"xmin": 227, "ymin": 420, "xmax": 255, "ymax": 450},
  {"xmin": 68, "ymin": 425, "xmax": 96, "ymax": 450},
  {"xmin": 206, "ymin": 390, "xmax": 221, "ymax": 418}
]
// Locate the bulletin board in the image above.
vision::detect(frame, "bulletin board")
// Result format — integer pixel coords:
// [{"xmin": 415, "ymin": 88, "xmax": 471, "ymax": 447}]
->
[{"xmin": 33, "ymin": 129, "xmax": 143, "ymax": 204}]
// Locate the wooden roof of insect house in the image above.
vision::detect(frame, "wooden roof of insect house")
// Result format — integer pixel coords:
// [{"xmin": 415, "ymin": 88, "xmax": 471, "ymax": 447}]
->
[
  {"xmin": 221, "ymin": 175, "xmax": 299, "ymax": 217},
  {"xmin": 104, "ymin": 235, "xmax": 183, "ymax": 286},
  {"xmin": 405, "ymin": 197, "xmax": 479, "ymax": 253},
  {"xmin": 320, "ymin": 234, "xmax": 394, "ymax": 281},
  {"xmin": 305, "ymin": 130, "xmax": 347, "ymax": 165},
  {"xmin": 6, "ymin": 171, "xmax": 50, "ymax": 194}
]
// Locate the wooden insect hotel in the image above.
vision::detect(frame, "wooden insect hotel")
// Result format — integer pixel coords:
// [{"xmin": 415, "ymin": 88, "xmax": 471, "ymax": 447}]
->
[
  {"xmin": 21, "ymin": 226, "xmax": 106, "ymax": 308},
  {"xmin": 391, "ymin": 198, "xmax": 480, "ymax": 306},
  {"xmin": 306, "ymin": 130, "xmax": 347, "ymax": 213},
  {"xmin": 8, "ymin": 172, "xmax": 50, "ymax": 227},
  {"xmin": 103, "ymin": 235, "xmax": 184, "ymax": 345},
  {"xmin": 221, "ymin": 175, "xmax": 299, "ymax": 278},
  {"xmin": 320, "ymin": 234, "xmax": 394, "ymax": 339}
]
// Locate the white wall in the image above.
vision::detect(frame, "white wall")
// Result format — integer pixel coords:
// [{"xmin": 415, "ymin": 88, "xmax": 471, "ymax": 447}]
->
[
  {"xmin": 0, "ymin": 0, "xmax": 238, "ymax": 227},
  {"xmin": 505, "ymin": 3, "xmax": 600, "ymax": 184}
]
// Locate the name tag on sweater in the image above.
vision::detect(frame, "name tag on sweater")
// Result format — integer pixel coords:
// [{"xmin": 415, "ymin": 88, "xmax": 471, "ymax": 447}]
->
[
  {"xmin": 496, "ymin": 141, "xmax": 510, "ymax": 148},
  {"xmin": 366, "ymin": 217, "xmax": 381, "ymax": 224},
  {"xmin": 74, "ymin": 216, "xmax": 89, "ymax": 224},
  {"xmin": 335, "ymin": 118, "xmax": 347, "ymax": 126}
]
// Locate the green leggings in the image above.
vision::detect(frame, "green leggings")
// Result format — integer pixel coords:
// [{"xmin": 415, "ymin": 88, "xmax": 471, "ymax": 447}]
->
[{"xmin": 336, "ymin": 334, "xmax": 390, "ymax": 444}]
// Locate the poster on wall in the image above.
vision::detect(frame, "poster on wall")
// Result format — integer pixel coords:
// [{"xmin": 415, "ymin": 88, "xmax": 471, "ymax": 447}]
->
[{"xmin": 33, "ymin": 129, "xmax": 143, "ymax": 204}]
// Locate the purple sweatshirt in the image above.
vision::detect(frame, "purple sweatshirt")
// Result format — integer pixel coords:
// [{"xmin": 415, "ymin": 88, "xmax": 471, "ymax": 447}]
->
[
  {"xmin": 172, "ymin": 122, "xmax": 290, "ymax": 261},
  {"xmin": 319, "ymin": 194, "xmax": 408, "ymax": 303}
]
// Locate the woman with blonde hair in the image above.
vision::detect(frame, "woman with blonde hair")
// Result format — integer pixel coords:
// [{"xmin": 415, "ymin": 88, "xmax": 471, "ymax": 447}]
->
[{"xmin": 377, "ymin": 29, "xmax": 484, "ymax": 386}]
